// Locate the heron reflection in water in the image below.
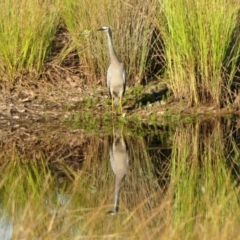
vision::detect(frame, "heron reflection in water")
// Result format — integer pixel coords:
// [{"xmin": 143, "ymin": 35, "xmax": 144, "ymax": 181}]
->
[{"xmin": 107, "ymin": 127, "xmax": 129, "ymax": 215}]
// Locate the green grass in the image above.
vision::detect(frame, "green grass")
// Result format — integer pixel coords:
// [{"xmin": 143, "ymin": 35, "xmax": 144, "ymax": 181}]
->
[
  {"xmin": 0, "ymin": 0, "xmax": 239, "ymax": 107},
  {"xmin": 0, "ymin": 0, "xmax": 59, "ymax": 81},
  {"xmin": 158, "ymin": 0, "xmax": 240, "ymax": 106},
  {"xmin": 56, "ymin": 0, "xmax": 157, "ymax": 85}
]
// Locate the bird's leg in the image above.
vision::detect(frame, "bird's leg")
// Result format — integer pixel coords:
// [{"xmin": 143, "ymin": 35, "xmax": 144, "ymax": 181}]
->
[
  {"xmin": 111, "ymin": 96, "xmax": 114, "ymax": 112},
  {"xmin": 120, "ymin": 125, "xmax": 124, "ymax": 142},
  {"xmin": 113, "ymin": 127, "xmax": 115, "ymax": 139},
  {"xmin": 119, "ymin": 96, "xmax": 123, "ymax": 114}
]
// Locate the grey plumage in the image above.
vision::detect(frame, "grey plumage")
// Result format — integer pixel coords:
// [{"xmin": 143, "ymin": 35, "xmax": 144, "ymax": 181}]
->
[
  {"xmin": 98, "ymin": 26, "xmax": 126, "ymax": 113},
  {"xmin": 108, "ymin": 128, "xmax": 129, "ymax": 215}
]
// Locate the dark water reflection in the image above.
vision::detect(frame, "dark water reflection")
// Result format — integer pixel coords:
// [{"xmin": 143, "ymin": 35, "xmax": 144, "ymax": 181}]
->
[
  {"xmin": 0, "ymin": 116, "xmax": 240, "ymax": 238},
  {"xmin": 107, "ymin": 127, "xmax": 129, "ymax": 215}
]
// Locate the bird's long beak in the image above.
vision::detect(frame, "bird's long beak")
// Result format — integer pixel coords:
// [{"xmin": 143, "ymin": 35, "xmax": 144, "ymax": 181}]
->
[{"xmin": 97, "ymin": 28, "xmax": 104, "ymax": 31}]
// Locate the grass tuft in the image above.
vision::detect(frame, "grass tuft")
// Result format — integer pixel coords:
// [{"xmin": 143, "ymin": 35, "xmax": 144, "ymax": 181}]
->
[
  {"xmin": 0, "ymin": 0, "xmax": 59, "ymax": 82},
  {"xmin": 157, "ymin": 0, "xmax": 240, "ymax": 106}
]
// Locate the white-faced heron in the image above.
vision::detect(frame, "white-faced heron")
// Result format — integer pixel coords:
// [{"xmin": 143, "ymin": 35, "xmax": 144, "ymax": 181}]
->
[{"xmin": 98, "ymin": 26, "xmax": 126, "ymax": 113}]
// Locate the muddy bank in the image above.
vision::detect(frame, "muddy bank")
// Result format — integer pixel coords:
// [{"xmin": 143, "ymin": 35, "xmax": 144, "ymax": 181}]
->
[{"xmin": 1, "ymin": 76, "xmax": 240, "ymax": 127}]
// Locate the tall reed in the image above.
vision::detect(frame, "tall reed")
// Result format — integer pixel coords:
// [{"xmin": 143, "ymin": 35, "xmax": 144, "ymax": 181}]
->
[
  {"xmin": 57, "ymin": 0, "xmax": 157, "ymax": 85},
  {"xmin": 158, "ymin": 0, "xmax": 240, "ymax": 106},
  {"xmin": 0, "ymin": 0, "xmax": 59, "ymax": 81}
]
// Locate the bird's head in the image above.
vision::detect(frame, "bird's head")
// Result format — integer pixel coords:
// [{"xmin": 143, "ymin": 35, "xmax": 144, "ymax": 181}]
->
[{"xmin": 97, "ymin": 26, "xmax": 112, "ymax": 37}]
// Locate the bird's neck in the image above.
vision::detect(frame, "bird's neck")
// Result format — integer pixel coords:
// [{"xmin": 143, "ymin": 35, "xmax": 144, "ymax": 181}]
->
[{"xmin": 107, "ymin": 33, "xmax": 120, "ymax": 63}]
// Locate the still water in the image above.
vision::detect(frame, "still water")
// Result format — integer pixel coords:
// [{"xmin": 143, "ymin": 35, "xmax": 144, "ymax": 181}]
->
[{"xmin": 0, "ymin": 116, "xmax": 239, "ymax": 239}]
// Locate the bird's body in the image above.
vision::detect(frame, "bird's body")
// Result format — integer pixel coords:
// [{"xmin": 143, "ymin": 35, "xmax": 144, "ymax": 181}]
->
[
  {"xmin": 98, "ymin": 26, "xmax": 126, "ymax": 113},
  {"xmin": 107, "ymin": 62, "xmax": 125, "ymax": 106}
]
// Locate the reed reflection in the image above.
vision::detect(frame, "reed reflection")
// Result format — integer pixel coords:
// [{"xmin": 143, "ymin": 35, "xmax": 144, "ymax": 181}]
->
[{"xmin": 107, "ymin": 127, "xmax": 129, "ymax": 215}]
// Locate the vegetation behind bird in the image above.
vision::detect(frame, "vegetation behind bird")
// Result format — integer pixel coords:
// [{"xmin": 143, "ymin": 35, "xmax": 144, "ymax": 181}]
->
[
  {"xmin": 157, "ymin": 0, "xmax": 240, "ymax": 106},
  {"xmin": 56, "ymin": 0, "xmax": 157, "ymax": 86},
  {"xmin": 0, "ymin": 0, "xmax": 239, "ymax": 108}
]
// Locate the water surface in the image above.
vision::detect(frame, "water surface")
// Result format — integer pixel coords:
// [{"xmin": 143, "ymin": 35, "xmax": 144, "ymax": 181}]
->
[{"xmin": 0, "ymin": 116, "xmax": 239, "ymax": 239}]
